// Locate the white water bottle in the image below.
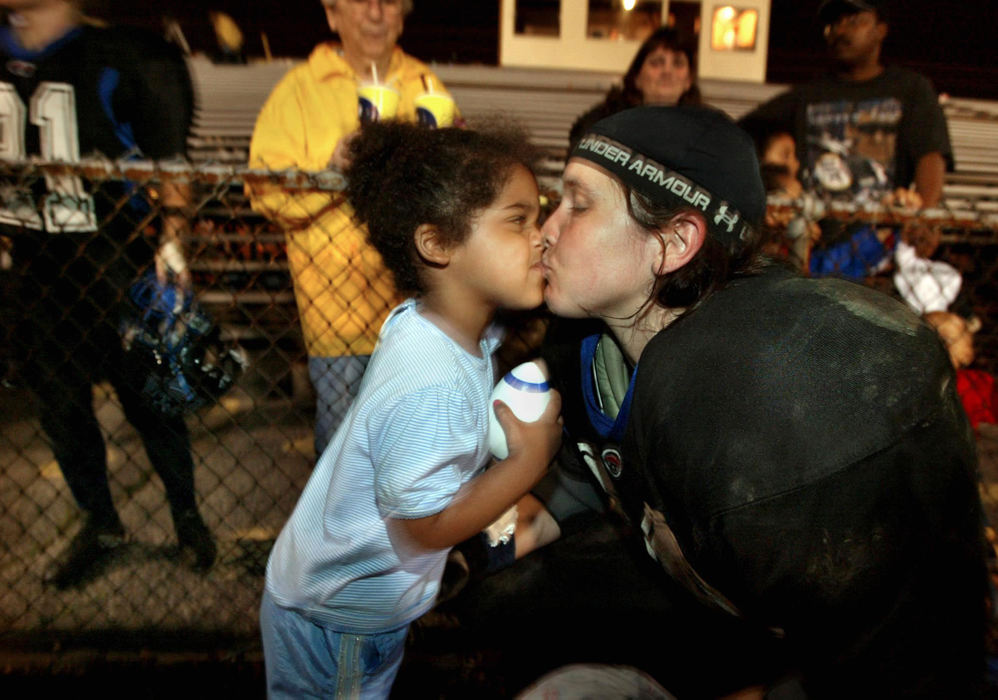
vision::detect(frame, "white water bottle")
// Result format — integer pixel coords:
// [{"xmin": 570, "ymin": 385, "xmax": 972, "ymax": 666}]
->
[{"xmin": 487, "ymin": 361, "xmax": 552, "ymax": 460}]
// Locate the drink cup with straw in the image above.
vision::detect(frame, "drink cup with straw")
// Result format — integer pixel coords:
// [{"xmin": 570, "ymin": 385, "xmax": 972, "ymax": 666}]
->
[
  {"xmin": 358, "ymin": 61, "xmax": 399, "ymax": 123},
  {"xmin": 415, "ymin": 74, "xmax": 455, "ymax": 128}
]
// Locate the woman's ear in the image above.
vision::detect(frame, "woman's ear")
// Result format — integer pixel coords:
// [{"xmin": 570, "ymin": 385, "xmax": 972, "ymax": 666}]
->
[
  {"xmin": 414, "ymin": 224, "xmax": 451, "ymax": 266},
  {"xmin": 654, "ymin": 213, "xmax": 706, "ymax": 275}
]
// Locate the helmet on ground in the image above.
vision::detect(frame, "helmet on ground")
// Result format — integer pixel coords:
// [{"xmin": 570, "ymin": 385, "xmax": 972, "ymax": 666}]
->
[{"xmin": 120, "ymin": 271, "xmax": 246, "ymax": 416}]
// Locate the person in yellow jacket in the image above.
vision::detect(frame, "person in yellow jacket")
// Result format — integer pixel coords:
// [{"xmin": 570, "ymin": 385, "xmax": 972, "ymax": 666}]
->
[{"xmin": 247, "ymin": 0, "xmax": 457, "ymax": 454}]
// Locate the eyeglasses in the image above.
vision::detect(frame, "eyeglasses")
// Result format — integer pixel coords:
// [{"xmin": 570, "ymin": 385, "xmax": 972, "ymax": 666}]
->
[{"xmin": 342, "ymin": 0, "xmax": 405, "ymax": 11}]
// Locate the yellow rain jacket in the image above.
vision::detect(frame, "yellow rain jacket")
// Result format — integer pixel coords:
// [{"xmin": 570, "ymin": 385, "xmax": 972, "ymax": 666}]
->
[{"xmin": 247, "ymin": 43, "xmax": 454, "ymax": 357}]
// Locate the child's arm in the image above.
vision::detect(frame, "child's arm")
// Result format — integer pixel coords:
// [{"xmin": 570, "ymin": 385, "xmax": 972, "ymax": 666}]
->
[{"xmin": 394, "ymin": 391, "xmax": 562, "ymax": 551}]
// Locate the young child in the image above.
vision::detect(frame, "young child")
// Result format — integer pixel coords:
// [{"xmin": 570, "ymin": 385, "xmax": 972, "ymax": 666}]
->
[
  {"xmin": 259, "ymin": 122, "xmax": 563, "ymax": 697},
  {"xmin": 757, "ymin": 131, "xmax": 821, "ymax": 271}
]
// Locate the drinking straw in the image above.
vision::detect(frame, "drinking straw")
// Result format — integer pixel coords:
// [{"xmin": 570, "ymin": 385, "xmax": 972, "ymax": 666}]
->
[
  {"xmin": 371, "ymin": 61, "xmax": 378, "ymax": 84},
  {"xmin": 420, "ymin": 74, "xmax": 428, "ymax": 91}
]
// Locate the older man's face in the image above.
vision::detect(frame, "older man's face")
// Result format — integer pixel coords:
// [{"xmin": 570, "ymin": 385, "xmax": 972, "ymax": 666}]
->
[{"xmin": 325, "ymin": 0, "xmax": 404, "ymax": 72}]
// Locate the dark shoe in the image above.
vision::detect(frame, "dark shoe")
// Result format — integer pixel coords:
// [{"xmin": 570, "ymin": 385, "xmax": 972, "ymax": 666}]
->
[
  {"xmin": 44, "ymin": 515, "xmax": 125, "ymax": 589},
  {"xmin": 175, "ymin": 510, "xmax": 217, "ymax": 572}
]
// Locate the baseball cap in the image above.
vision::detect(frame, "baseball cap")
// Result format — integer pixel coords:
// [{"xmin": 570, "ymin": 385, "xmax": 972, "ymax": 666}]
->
[
  {"xmin": 570, "ymin": 105, "xmax": 765, "ymax": 244},
  {"xmin": 818, "ymin": 0, "xmax": 887, "ymax": 25}
]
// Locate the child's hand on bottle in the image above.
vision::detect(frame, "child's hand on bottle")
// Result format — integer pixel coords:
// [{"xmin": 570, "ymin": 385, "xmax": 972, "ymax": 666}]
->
[{"xmin": 492, "ymin": 389, "xmax": 563, "ymax": 473}]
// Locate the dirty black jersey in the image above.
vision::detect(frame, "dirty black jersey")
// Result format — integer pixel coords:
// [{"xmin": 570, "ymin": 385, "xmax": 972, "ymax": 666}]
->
[
  {"xmin": 634, "ymin": 270, "xmax": 987, "ymax": 695},
  {"xmin": 546, "ymin": 268, "xmax": 988, "ymax": 696}
]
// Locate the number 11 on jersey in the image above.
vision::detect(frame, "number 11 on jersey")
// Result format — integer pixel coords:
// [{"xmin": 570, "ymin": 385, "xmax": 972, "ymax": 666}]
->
[{"xmin": 0, "ymin": 81, "xmax": 98, "ymax": 232}]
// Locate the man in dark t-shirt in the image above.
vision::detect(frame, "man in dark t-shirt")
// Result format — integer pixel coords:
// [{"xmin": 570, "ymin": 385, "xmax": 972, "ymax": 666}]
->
[
  {"xmin": 739, "ymin": 0, "xmax": 953, "ymax": 289},
  {"xmin": 0, "ymin": 0, "xmax": 215, "ymax": 587},
  {"xmin": 739, "ymin": 0, "xmax": 951, "ymax": 210}
]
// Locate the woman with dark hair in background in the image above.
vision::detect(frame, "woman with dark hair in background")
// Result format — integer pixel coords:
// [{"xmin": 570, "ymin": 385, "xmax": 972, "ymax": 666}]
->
[{"xmin": 568, "ymin": 26, "xmax": 701, "ymax": 151}]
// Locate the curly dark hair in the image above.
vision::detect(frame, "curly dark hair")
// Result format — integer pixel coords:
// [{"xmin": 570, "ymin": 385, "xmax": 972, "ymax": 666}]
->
[{"xmin": 345, "ymin": 120, "xmax": 539, "ymax": 295}]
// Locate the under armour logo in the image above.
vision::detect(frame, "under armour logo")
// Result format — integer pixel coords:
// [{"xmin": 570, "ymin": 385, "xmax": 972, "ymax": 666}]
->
[{"xmin": 713, "ymin": 204, "xmax": 740, "ymax": 234}]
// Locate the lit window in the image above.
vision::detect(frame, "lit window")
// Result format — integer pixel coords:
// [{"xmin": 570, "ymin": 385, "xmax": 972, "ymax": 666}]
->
[{"xmin": 710, "ymin": 5, "xmax": 757, "ymax": 51}]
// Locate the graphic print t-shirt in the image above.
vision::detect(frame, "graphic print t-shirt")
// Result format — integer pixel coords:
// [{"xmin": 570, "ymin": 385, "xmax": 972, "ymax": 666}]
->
[
  {"xmin": 797, "ymin": 67, "xmax": 951, "ymax": 205},
  {"xmin": 738, "ymin": 66, "xmax": 952, "ymax": 209},
  {"xmin": 805, "ymin": 95, "xmax": 903, "ymax": 205}
]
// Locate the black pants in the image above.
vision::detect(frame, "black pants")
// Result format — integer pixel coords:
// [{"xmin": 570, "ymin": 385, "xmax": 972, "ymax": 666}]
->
[{"xmin": 20, "ymin": 303, "xmax": 198, "ymax": 528}]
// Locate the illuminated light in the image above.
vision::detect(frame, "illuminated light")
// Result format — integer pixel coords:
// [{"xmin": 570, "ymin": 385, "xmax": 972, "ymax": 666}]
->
[
  {"xmin": 737, "ymin": 10, "xmax": 758, "ymax": 48},
  {"xmin": 711, "ymin": 6, "xmax": 758, "ymax": 51},
  {"xmin": 623, "ymin": 0, "xmax": 637, "ymax": 10}
]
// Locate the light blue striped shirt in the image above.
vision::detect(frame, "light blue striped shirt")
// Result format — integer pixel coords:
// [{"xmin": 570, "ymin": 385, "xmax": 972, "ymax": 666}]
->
[{"xmin": 266, "ymin": 299, "xmax": 501, "ymax": 633}]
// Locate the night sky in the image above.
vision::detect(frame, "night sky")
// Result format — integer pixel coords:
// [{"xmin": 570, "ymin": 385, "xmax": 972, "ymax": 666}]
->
[{"xmin": 94, "ymin": 0, "xmax": 998, "ymax": 100}]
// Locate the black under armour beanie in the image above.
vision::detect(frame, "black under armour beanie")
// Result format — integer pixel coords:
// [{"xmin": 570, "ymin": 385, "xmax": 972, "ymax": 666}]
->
[{"xmin": 570, "ymin": 106, "xmax": 766, "ymax": 244}]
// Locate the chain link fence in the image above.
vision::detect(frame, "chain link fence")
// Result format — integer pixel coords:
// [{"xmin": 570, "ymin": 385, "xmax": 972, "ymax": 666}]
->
[
  {"xmin": 0, "ymin": 158, "xmax": 549, "ymax": 657},
  {"xmin": 0, "ymin": 161, "xmax": 315, "ymax": 649},
  {"xmin": 761, "ymin": 194, "xmax": 998, "ymax": 374},
  {"xmin": 0, "ymin": 158, "xmax": 996, "ymax": 660}
]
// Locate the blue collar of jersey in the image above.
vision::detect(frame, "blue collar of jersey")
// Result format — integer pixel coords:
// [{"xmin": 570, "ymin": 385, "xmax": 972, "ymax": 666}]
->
[
  {"xmin": 580, "ymin": 333, "xmax": 637, "ymax": 443},
  {"xmin": 0, "ymin": 25, "xmax": 83, "ymax": 62}
]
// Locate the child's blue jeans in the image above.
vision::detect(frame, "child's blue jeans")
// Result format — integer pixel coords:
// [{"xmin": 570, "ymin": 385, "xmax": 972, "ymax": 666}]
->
[{"xmin": 260, "ymin": 588, "xmax": 409, "ymax": 698}]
